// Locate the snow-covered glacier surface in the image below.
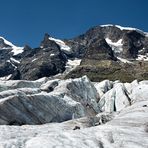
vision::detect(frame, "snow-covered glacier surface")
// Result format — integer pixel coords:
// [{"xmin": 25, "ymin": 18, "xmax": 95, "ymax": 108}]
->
[{"xmin": 0, "ymin": 77, "xmax": 148, "ymax": 148}]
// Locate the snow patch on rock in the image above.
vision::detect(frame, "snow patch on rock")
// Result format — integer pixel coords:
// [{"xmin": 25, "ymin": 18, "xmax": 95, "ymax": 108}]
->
[
  {"xmin": 105, "ymin": 38, "xmax": 123, "ymax": 55},
  {"xmin": 6, "ymin": 60, "xmax": 17, "ymax": 69},
  {"xmin": 101, "ymin": 24, "xmax": 148, "ymax": 36},
  {"xmin": 0, "ymin": 74, "xmax": 12, "ymax": 81},
  {"xmin": 11, "ymin": 47, "xmax": 24, "ymax": 56},
  {"xmin": 136, "ymin": 54, "xmax": 148, "ymax": 61},
  {"xmin": 117, "ymin": 57, "xmax": 133, "ymax": 64},
  {"xmin": 32, "ymin": 58, "xmax": 38, "ymax": 62},
  {"xmin": 49, "ymin": 37, "xmax": 71, "ymax": 54},
  {"xmin": 0, "ymin": 36, "xmax": 24, "ymax": 55},
  {"xmin": 50, "ymin": 53, "xmax": 55, "ymax": 57},
  {"xmin": 65, "ymin": 58, "xmax": 81, "ymax": 73},
  {"xmin": 10, "ymin": 57, "xmax": 20, "ymax": 64}
]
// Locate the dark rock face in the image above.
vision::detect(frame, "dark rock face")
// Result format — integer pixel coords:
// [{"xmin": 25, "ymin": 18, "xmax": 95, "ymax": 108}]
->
[
  {"xmin": 15, "ymin": 35, "xmax": 67, "ymax": 80},
  {"xmin": 0, "ymin": 34, "xmax": 68, "ymax": 80},
  {"xmin": 0, "ymin": 62, "xmax": 15, "ymax": 77},
  {"xmin": 82, "ymin": 39, "xmax": 116, "ymax": 61},
  {"xmin": 66, "ymin": 25, "xmax": 148, "ymax": 59},
  {"xmin": 122, "ymin": 30, "xmax": 145, "ymax": 58},
  {"xmin": 40, "ymin": 33, "xmax": 55, "ymax": 48}
]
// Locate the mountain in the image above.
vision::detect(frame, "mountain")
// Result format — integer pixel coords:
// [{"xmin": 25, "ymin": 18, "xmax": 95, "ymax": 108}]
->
[
  {"xmin": 65, "ymin": 25, "xmax": 148, "ymax": 82},
  {"xmin": 0, "ymin": 34, "xmax": 67, "ymax": 80},
  {"xmin": 0, "ymin": 25, "xmax": 148, "ymax": 82}
]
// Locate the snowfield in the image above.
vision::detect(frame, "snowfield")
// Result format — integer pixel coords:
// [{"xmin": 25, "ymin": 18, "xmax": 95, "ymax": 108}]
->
[{"xmin": 0, "ymin": 76, "xmax": 148, "ymax": 148}]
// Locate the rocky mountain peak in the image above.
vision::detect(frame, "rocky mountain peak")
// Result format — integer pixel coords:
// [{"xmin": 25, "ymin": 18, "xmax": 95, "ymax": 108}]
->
[
  {"xmin": 23, "ymin": 44, "xmax": 32, "ymax": 51},
  {"xmin": 40, "ymin": 33, "xmax": 59, "ymax": 49},
  {"xmin": 0, "ymin": 25, "xmax": 148, "ymax": 82},
  {"xmin": 0, "ymin": 37, "xmax": 13, "ymax": 49}
]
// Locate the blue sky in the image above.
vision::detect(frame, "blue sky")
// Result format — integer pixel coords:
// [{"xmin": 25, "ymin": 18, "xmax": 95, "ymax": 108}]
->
[{"xmin": 0, "ymin": 0, "xmax": 147, "ymax": 47}]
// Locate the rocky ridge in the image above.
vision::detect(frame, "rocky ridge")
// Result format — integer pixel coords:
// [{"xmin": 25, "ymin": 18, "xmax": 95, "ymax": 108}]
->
[{"xmin": 0, "ymin": 25, "xmax": 148, "ymax": 81}]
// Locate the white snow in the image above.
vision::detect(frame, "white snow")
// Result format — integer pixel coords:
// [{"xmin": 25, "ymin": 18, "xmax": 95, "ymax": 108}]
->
[
  {"xmin": 0, "ymin": 36, "xmax": 24, "ymax": 55},
  {"xmin": 6, "ymin": 60, "xmax": 17, "ymax": 69},
  {"xmin": 100, "ymin": 24, "xmax": 113, "ymax": 27},
  {"xmin": 136, "ymin": 55, "xmax": 148, "ymax": 61},
  {"xmin": 115, "ymin": 25, "xmax": 139, "ymax": 31},
  {"xmin": 32, "ymin": 58, "xmax": 38, "ymax": 62},
  {"xmin": 139, "ymin": 49, "xmax": 144, "ymax": 53},
  {"xmin": 0, "ymin": 78, "xmax": 148, "ymax": 147},
  {"xmin": 101, "ymin": 24, "xmax": 137, "ymax": 31},
  {"xmin": 0, "ymin": 74, "xmax": 12, "ymax": 81},
  {"xmin": 65, "ymin": 59, "xmax": 81, "ymax": 73},
  {"xmin": 117, "ymin": 57, "xmax": 133, "ymax": 64},
  {"xmin": 105, "ymin": 38, "xmax": 123, "ymax": 47},
  {"xmin": 11, "ymin": 47, "xmax": 24, "ymax": 55},
  {"xmin": 145, "ymin": 33, "xmax": 148, "ymax": 37},
  {"xmin": 66, "ymin": 59, "xmax": 81, "ymax": 67},
  {"xmin": 104, "ymin": 27, "xmax": 148, "ymax": 63},
  {"xmin": 101, "ymin": 24, "xmax": 148, "ymax": 36},
  {"xmin": 49, "ymin": 37, "xmax": 71, "ymax": 53},
  {"xmin": 105, "ymin": 38, "xmax": 123, "ymax": 54},
  {"xmin": 105, "ymin": 38, "xmax": 139, "ymax": 63},
  {"xmin": 10, "ymin": 57, "xmax": 20, "ymax": 64},
  {"xmin": 50, "ymin": 53, "xmax": 55, "ymax": 57},
  {"xmin": 94, "ymin": 80, "xmax": 113, "ymax": 97}
]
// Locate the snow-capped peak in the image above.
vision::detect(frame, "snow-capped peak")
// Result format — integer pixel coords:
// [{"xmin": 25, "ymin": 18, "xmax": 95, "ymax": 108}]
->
[
  {"xmin": 100, "ymin": 24, "xmax": 138, "ymax": 31},
  {"xmin": 100, "ymin": 24, "xmax": 148, "ymax": 37},
  {"xmin": 105, "ymin": 38, "xmax": 123, "ymax": 54},
  {"xmin": 0, "ymin": 36, "xmax": 24, "ymax": 55},
  {"xmin": 0, "ymin": 36, "xmax": 16, "ymax": 47},
  {"xmin": 48, "ymin": 37, "xmax": 71, "ymax": 54}
]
